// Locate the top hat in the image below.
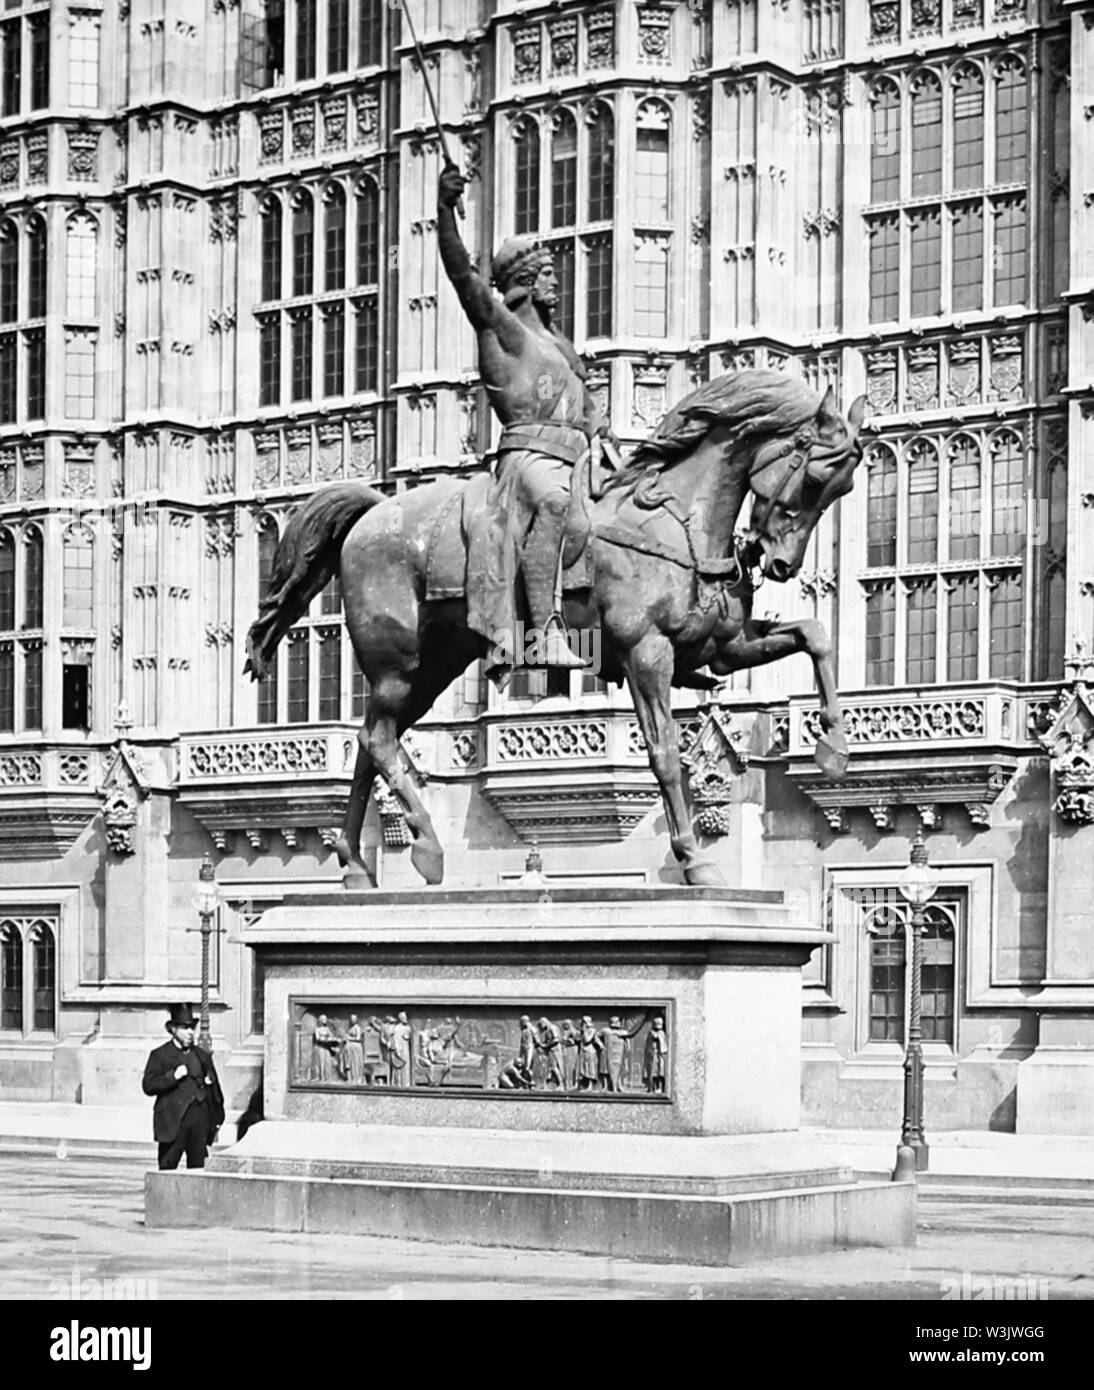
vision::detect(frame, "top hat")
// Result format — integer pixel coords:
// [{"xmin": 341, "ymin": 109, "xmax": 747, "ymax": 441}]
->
[{"xmin": 165, "ymin": 1003, "xmax": 199, "ymax": 1030}]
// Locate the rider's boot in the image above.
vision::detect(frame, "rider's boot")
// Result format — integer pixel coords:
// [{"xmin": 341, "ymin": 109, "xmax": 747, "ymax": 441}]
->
[{"xmin": 521, "ymin": 515, "xmax": 589, "ymax": 669}]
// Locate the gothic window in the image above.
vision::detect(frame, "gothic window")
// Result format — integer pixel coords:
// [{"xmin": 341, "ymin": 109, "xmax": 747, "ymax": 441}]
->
[
  {"xmin": 952, "ymin": 67, "xmax": 983, "ymax": 191},
  {"xmin": 0, "ymin": 526, "xmax": 40, "ymax": 734},
  {"xmin": 258, "ymin": 315, "xmax": 280, "ymax": 405},
  {"xmin": 25, "ymin": 329, "xmax": 44, "ymax": 420},
  {"xmin": 0, "ymin": 923, "xmax": 22, "ymax": 1031},
  {"xmin": 906, "ymin": 440, "xmax": 939, "ymax": 564},
  {"xmin": 0, "ymin": 638, "xmax": 11, "ymax": 732},
  {"xmin": 358, "ymin": 0, "xmax": 383, "ymax": 67},
  {"xmin": 0, "ymin": 917, "xmax": 58, "ymax": 1037},
  {"xmin": 951, "ymin": 203, "xmax": 983, "ymax": 312},
  {"xmin": 864, "ymin": 581, "xmax": 896, "ymax": 685},
  {"xmin": 587, "ymin": 104, "xmax": 615, "ymax": 223},
  {"xmin": 255, "ymin": 177, "xmax": 383, "ymax": 406},
  {"xmin": 322, "ymin": 302, "xmax": 344, "ymax": 397},
  {"xmin": 994, "ymin": 58, "xmax": 1027, "ymax": 184},
  {"xmin": 868, "ymin": 215, "xmax": 899, "ymax": 323},
  {"xmin": 860, "ymin": 429, "xmax": 1031, "ymax": 686},
  {"xmin": 865, "ymin": 446, "xmax": 898, "ymax": 567},
  {"xmin": 0, "ymin": 220, "xmax": 16, "ymax": 323},
  {"xmin": 586, "ymin": 233, "xmax": 612, "ymax": 338},
  {"xmin": 905, "ymin": 580, "xmax": 937, "ymax": 683},
  {"xmin": 1, "ymin": 20, "xmax": 18, "ymax": 116},
  {"xmin": 65, "ymin": 214, "xmax": 98, "ymax": 319},
  {"xmin": 318, "ymin": 626, "xmax": 341, "ymax": 719},
  {"xmin": 64, "ymin": 331, "xmax": 96, "ymax": 419},
  {"xmin": 68, "ymin": 12, "xmax": 101, "ymax": 109},
  {"xmin": 292, "ymin": 191, "xmax": 314, "ymax": 296},
  {"xmin": 992, "ymin": 197, "xmax": 1027, "ymax": 306},
  {"xmin": 910, "ymin": 73, "xmax": 942, "ymax": 198},
  {"xmin": 290, "ymin": 307, "xmax": 313, "ymax": 401},
  {"xmin": 29, "ymin": 12, "xmax": 48, "ymax": 108},
  {"xmin": 23, "ymin": 638, "xmax": 41, "ymax": 730},
  {"xmin": 260, "ymin": 198, "xmax": 283, "ymax": 302},
  {"xmin": 864, "ymin": 63, "xmax": 1023, "ymax": 318},
  {"xmin": 634, "ymin": 236, "xmax": 668, "ymax": 338},
  {"xmin": 296, "ymin": 0, "xmax": 317, "ymax": 81},
  {"xmin": 989, "ymin": 572, "xmax": 1022, "ymax": 679},
  {"xmin": 947, "ymin": 435, "xmax": 980, "ymax": 562},
  {"xmin": 355, "ymin": 179, "xmax": 380, "ymax": 285},
  {"xmin": 257, "ymin": 521, "xmax": 280, "ymax": 724},
  {"xmin": 551, "ymin": 110, "xmax": 577, "ymax": 230},
  {"xmin": 863, "ymin": 898, "xmax": 957, "ymax": 1047},
  {"xmin": 287, "ymin": 628, "xmax": 309, "ymax": 723},
  {"xmin": 354, "ymin": 297, "xmax": 378, "ymax": 394},
  {"xmin": 0, "ymin": 529, "xmax": 13, "ymax": 630},
  {"xmin": 870, "ymin": 81, "xmax": 900, "ymax": 202},
  {"xmin": 989, "ymin": 429, "xmax": 1024, "ymax": 557},
  {"xmin": 909, "ymin": 209, "xmax": 941, "ymax": 318},
  {"xmin": 514, "ymin": 119, "xmax": 540, "ymax": 236},
  {"xmin": 946, "ymin": 573, "xmax": 978, "ymax": 680},
  {"xmin": 328, "ymin": 0, "xmax": 349, "ymax": 73},
  {"xmin": 27, "ymin": 214, "xmax": 46, "ymax": 319},
  {"xmin": 23, "ymin": 526, "xmax": 42, "ymax": 629},
  {"xmin": 323, "ymin": 184, "xmax": 346, "ymax": 291},
  {"xmin": 635, "ymin": 101, "xmax": 670, "ymax": 224},
  {"xmin": 31, "ymin": 923, "xmax": 55, "ymax": 1032},
  {"xmin": 0, "ymin": 333, "xmax": 15, "ymax": 424},
  {"xmin": 62, "ymin": 526, "xmax": 94, "ymax": 628}
]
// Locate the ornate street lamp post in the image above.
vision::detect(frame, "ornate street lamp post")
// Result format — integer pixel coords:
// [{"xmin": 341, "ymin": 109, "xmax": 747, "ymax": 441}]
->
[
  {"xmin": 893, "ymin": 830, "xmax": 940, "ymax": 1180},
  {"xmin": 190, "ymin": 853, "xmax": 220, "ymax": 1053}
]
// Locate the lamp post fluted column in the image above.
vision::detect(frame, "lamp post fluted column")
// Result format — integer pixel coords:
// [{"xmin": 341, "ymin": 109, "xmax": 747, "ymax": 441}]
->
[{"xmin": 894, "ymin": 830, "xmax": 938, "ymax": 1182}]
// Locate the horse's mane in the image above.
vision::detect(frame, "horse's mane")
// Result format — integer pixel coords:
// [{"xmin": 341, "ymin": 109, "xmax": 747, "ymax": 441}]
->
[{"xmin": 605, "ymin": 370, "xmax": 824, "ymax": 495}]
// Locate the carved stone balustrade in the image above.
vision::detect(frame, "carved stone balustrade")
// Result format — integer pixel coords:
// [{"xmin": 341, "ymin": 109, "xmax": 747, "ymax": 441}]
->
[
  {"xmin": 780, "ymin": 684, "xmax": 1048, "ymax": 833},
  {"xmin": 177, "ymin": 725, "xmax": 362, "ymax": 853},
  {"xmin": 479, "ymin": 710, "xmax": 659, "ymax": 844},
  {"xmin": 0, "ymin": 743, "xmax": 105, "ymax": 857}
]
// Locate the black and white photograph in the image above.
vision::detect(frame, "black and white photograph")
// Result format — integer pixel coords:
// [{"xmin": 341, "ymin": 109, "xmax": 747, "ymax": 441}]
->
[{"xmin": 0, "ymin": 0, "xmax": 1089, "ymax": 1352}]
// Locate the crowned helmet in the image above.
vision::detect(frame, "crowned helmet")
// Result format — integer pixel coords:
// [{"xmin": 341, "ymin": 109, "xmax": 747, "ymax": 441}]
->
[{"xmin": 491, "ymin": 235, "xmax": 554, "ymax": 294}]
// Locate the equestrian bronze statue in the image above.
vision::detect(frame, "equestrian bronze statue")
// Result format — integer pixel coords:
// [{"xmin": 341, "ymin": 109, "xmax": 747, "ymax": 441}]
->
[{"xmin": 246, "ymin": 174, "xmax": 866, "ymax": 889}]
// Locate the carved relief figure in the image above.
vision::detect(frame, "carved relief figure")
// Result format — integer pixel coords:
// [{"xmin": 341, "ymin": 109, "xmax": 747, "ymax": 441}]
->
[
  {"xmin": 577, "ymin": 1015, "xmax": 603, "ymax": 1090},
  {"xmin": 535, "ymin": 1016, "xmax": 564, "ymax": 1089},
  {"xmin": 644, "ymin": 1017, "xmax": 669, "ymax": 1093},
  {"xmin": 598, "ymin": 1015, "xmax": 644, "ymax": 1092},
  {"xmin": 378, "ymin": 1011, "xmax": 412, "ymax": 1087},
  {"xmin": 341, "ymin": 1014, "xmax": 365, "ymax": 1083},
  {"xmin": 312, "ymin": 1015, "xmax": 339, "ymax": 1082}
]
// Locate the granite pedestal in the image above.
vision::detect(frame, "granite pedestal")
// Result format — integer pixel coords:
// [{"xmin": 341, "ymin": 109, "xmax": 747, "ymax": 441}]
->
[{"xmin": 146, "ymin": 887, "xmax": 915, "ymax": 1263}]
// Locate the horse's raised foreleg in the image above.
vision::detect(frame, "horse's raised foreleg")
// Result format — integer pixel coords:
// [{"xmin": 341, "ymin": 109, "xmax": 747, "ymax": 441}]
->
[
  {"xmin": 717, "ymin": 617, "xmax": 847, "ymax": 779},
  {"xmin": 623, "ymin": 633, "xmax": 724, "ymax": 887}
]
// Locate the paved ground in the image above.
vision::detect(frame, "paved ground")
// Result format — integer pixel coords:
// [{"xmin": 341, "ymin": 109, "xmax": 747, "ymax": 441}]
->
[{"xmin": 2, "ymin": 1152, "xmax": 1092, "ymax": 1301}]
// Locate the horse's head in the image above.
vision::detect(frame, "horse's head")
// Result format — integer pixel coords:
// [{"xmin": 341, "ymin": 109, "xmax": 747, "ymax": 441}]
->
[{"xmin": 742, "ymin": 386, "xmax": 866, "ymax": 583}]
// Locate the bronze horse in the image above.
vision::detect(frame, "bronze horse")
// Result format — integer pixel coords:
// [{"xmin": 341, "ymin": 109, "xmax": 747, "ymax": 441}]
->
[{"xmin": 247, "ymin": 370, "xmax": 866, "ymax": 887}]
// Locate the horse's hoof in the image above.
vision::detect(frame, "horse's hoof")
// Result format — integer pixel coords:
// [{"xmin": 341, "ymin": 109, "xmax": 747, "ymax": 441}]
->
[
  {"xmin": 815, "ymin": 731, "xmax": 849, "ymax": 782},
  {"xmin": 342, "ymin": 869, "xmax": 375, "ymax": 891},
  {"xmin": 684, "ymin": 860, "xmax": 727, "ymax": 888},
  {"xmin": 410, "ymin": 841, "xmax": 445, "ymax": 885}
]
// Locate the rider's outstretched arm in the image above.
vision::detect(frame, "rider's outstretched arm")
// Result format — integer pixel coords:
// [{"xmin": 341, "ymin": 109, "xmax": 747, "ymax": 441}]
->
[{"xmin": 438, "ymin": 164, "xmax": 496, "ymax": 332}]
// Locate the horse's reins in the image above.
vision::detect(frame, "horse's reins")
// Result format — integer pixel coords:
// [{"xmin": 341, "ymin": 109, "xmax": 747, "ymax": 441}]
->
[{"xmin": 594, "ymin": 425, "xmax": 824, "ymax": 606}]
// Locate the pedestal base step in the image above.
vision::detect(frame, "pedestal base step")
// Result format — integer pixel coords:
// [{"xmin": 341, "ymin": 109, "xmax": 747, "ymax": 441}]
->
[{"xmin": 145, "ymin": 1123, "xmax": 916, "ymax": 1265}]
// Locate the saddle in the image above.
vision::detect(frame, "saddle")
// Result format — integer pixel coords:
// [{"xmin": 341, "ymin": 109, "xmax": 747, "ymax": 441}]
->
[{"xmin": 424, "ymin": 450, "xmax": 601, "ymax": 605}]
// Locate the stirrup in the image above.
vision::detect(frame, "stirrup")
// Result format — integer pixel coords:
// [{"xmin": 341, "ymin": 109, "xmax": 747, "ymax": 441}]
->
[{"xmin": 539, "ymin": 618, "xmax": 590, "ymax": 670}]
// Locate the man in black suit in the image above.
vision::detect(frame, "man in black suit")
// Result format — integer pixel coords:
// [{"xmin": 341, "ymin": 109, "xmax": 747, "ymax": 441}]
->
[{"xmin": 142, "ymin": 1004, "xmax": 225, "ymax": 1170}]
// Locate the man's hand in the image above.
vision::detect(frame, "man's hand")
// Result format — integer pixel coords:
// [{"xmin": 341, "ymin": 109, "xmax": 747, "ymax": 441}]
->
[
  {"xmin": 173, "ymin": 1063, "xmax": 188, "ymax": 1081},
  {"xmin": 439, "ymin": 162, "xmax": 467, "ymax": 210}
]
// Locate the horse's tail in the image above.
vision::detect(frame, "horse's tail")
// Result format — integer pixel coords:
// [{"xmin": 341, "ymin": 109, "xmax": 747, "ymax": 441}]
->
[{"xmin": 245, "ymin": 481, "xmax": 384, "ymax": 681}]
